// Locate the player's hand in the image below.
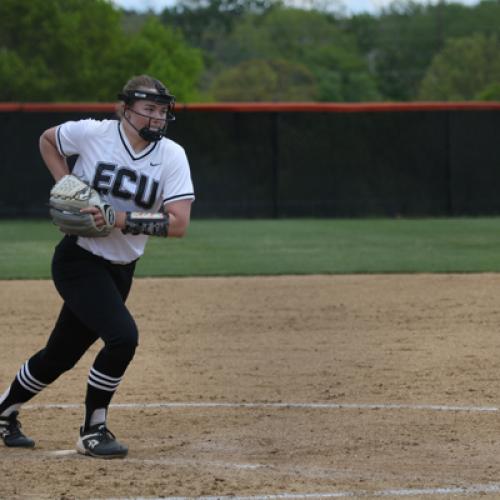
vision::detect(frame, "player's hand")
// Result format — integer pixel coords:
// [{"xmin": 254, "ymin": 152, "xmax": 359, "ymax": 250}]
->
[
  {"xmin": 80, "ymin": 206, "xmax": 110, "ymax": 228},
  {"xmin": 80, "ymin": 207, "xmax": 126, "ymax": 230}
]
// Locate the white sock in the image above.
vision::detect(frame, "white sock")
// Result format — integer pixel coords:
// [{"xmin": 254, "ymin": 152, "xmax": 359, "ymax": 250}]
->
[{"xmin": 89, "ymin": 408, "xmax": 107, "ymax": 427}]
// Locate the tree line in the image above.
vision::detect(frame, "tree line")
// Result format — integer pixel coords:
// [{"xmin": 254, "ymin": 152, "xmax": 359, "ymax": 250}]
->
[{"xmin": 1, "ymin": 0, "xmax": 500, "ymax": 102}]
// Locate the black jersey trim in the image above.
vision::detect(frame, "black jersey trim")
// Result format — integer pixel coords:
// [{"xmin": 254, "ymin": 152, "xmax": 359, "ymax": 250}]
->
[
  {"xmin": 117, "ymin": 122, "xmax": 158, "ymax": 161},
  {"xmin": 163, "ymin": 193, "xmax": 195, "ymax": 203},
  {"xmin": 56, "ymin": 126, "xmax": 67, "ymax": 157}
]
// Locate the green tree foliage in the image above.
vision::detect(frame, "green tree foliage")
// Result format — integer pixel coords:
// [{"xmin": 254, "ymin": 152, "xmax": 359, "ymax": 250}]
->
[
  {"xmin": 0, "ymin": 49, "xmax": 53, "ymax": 101},
  {"xmin": 161, "ymin": 0, "xmax": 279, "ymax": 96},
  {"xmin": 0, "ymin": 0, "xmax": 127, "ymax": 100},
  {"xmin": 418, "ymin": 33, "xmax": 500, "ymax": 101},
  {"xmin": 209, "ymin": 6, "xmax": 380, "ymax": 101},
  {"xmin": 162, "ymin": 0, "xmax": 278, "ymax": 49},
  {"xmin": 476, "ymin": 82, "xmax": 500, "ymax": 101},
  {"xmin": 347, "ymin": 0, "xmax": 500, "ymax": 101},
  {"xmin": 0, "ymin": 0, "xmax": 203, "ymax": 101},
  {"xmin": 4, "ymin": 0, "xmax": 500, "ymax": 103},
  {"xmin": 347, "ymin": 2, "xmax": 453, "ymax": 101},
  {"xmin": 212, "ymin": 59, "xmax": 318, "ymax": 100},
  {"xmin": 0, "ymin": 0, "xmax": 120, "ymax": 100},
  {"xmin": 119, "ymin": 18, "xmax": 204, "ymax": 101}
]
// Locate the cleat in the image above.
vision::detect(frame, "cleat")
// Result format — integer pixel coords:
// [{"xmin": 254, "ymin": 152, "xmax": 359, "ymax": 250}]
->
[
  {"xmin": 76, "ymin": 424, "xmax": 128, "ymax": 459},
  {"xmin": 0, "ymin": 411, "xmax": 35, "ymax": 448}
]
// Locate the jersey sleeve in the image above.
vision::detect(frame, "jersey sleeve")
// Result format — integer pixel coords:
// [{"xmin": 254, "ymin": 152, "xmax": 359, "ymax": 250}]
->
[
  {"xmin": 162, "ymin": 146, "xmax": 195, "ymax": 205},
  {"xmin": 55, "ymin": 119, "xmax": 94, "ymax": 157}
]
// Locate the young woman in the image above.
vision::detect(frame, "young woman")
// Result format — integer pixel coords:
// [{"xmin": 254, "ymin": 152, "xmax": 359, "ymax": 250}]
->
[{"xmin": 0, "ymin": 75, "xmax": 195, "ymax": 459}]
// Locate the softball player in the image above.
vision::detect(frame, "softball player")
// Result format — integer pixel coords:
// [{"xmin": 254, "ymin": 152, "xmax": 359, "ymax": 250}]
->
[{"xmin": 0, "ymin": 75, "xmax": 195, "ymax": 458}]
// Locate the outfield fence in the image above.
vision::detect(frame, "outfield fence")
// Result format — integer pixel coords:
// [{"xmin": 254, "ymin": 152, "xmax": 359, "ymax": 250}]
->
[{"xmin": 1, "ymin": 102, "xmax": 500, "ymax": 218}]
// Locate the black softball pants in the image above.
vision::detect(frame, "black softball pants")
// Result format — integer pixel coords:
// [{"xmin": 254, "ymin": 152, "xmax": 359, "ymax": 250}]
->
[
  {"xmin": 43, "ymin": 235, "xmax": 138, "ymax": 378},
  {"xmin": 3, "ymin": 236, "xmax": 138, "ymax": 416},
  {"xmin": 0, "ymin": 236, "xmax": 138, "ymax": 420}
]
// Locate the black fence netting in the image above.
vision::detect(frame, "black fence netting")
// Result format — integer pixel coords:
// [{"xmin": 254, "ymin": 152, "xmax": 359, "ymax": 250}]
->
[
  {"xmin": 169, "ymin": 110, "xmax": 276, "ymax": 218},
  {"xmin": 1, "ymin": 104, "xmax": 499, "ymax": 218},
  {"xmin": 449, "ymin": 110, "xmax": 500, "ymax": 215},
  {"xmin": 275, "ymin": 111, "xmax": 449, "ymax": 217}
]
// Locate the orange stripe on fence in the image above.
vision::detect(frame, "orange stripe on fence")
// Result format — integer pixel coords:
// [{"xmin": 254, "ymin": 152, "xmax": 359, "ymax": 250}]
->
[
  {"xmin": 0, "ymin": 103, "xmax": 117, "ymax": 112},
  {"xmin": 0, "ymin": 101, "xmax": 500, "ymax": 113},
  {"xmin": 177, "ymin": 101, "xmax": 500, "ymax": 112}
]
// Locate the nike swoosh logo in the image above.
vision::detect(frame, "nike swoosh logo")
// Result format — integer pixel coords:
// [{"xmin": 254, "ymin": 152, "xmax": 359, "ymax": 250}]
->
[{"xmin": 150, "ymin": 162, "xmax": 161, "ymax": 166}]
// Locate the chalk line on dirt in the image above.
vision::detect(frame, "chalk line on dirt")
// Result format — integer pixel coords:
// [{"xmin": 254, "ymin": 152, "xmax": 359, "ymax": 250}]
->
[
  {"xmin": 99, "ymin": 482, "xmax": 500, "ymax": 499},
  {"xmin": 23, "ymin": 401, "xmax": 500, "ymax": 412}
]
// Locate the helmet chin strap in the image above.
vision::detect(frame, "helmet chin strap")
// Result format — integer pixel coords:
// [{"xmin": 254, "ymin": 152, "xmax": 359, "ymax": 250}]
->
[{"xmin": 124, "ymin": 108, "xmax": 167, "ymax": 142}]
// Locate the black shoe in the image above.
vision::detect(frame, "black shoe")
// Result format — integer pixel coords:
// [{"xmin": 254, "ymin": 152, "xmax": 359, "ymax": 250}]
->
[
  {"xmin": 76, "ymin": 424, "xmax": 128, "ymax": 459},
  {"xmin": 0, "ymin": 411, "xmax": 35, "ymax": 448}
]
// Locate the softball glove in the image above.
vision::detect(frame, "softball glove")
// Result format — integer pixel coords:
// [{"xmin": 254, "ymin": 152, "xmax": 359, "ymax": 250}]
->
[{"xmin": 49, "ymin": 175, "xmax": 115, "ymax": 237}]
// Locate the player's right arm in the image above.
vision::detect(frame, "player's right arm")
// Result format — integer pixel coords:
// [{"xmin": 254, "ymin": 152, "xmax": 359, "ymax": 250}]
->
[{"xmin": 39, "ymin": 127, "xmax": 70, "ymax": 181}]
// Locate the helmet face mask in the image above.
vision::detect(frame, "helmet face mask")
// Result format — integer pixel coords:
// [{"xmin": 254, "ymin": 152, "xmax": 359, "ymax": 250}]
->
[
  {"xmin": 125, "ymin": 106, "xmax": 168, "ymax": 142},
  {"xmin": 118, "ymin": 89, "xmax": 176, "ymax": 142}
]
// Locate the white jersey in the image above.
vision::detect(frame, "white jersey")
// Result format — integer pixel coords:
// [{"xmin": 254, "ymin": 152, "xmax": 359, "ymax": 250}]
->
[{"xmin": 56, "ymin": 119, "xmax": 195, "ymax": 264}]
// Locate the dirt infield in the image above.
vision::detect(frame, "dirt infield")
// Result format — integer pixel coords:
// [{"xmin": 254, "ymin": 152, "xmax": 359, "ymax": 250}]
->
[{"xmin": 2, "ymin": 274, "xmax": 500, "ymax": 499}]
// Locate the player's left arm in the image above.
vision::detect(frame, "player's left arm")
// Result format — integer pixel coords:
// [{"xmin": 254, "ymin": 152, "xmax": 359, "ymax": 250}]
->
[
  {"xmin": 162, "ymin": 199, "xmax": 192, "ymax": 237},
  {"xmin": 91, "ymin": 199, "xmax": 192, "ymax": 237}
]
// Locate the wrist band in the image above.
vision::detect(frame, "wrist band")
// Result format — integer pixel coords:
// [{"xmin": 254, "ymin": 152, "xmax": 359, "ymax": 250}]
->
[{"xmin": 122, "ymin": 212, "xmax": 169, "ymax": 237}]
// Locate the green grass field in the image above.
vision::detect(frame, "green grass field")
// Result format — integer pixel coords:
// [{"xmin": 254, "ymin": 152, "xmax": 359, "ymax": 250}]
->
[{"xmin": 1, "ymin": 218, "xmax": 500, "ymax": 279}]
